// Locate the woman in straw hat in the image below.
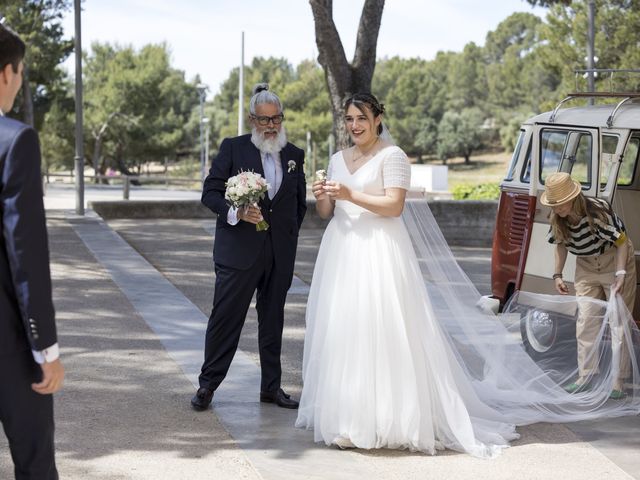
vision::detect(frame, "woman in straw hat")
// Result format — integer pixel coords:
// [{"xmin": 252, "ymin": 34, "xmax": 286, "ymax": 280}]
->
[{"xmin": 541, "ymin": 172, "xmax": 637, "ymax": 399}]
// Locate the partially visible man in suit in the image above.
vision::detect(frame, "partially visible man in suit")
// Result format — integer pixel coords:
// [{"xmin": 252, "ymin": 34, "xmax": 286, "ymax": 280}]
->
[
  {"xmin": 0, "ymin": 23, "xmax": 64, "ymax": 480},
  {"xmin": 192, "ymin": 83, "xmax": 306, "ymax": 411}
]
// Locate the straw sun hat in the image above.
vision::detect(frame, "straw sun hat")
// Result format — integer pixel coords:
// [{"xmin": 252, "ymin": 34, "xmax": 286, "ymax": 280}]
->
[{"xmin": 540, "ymin": 172, "xmax": 582, "ymax": 207}]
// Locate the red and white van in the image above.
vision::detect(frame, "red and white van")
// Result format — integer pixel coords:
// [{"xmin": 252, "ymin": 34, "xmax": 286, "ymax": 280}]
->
[{"xmin": 490, "ymin": 87, "xmax": 640, "ymax": 354}]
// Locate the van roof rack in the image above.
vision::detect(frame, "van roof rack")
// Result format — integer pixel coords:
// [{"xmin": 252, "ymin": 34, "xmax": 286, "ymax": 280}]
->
[{"xmin": 549, "ymin": 69, "xmax": 640, "ymax": 126}]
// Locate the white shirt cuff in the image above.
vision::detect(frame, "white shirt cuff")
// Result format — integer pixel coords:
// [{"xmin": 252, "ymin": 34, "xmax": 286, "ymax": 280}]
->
[
  {"xmin": 32, "ymin": 343, "xmax": 60, "ymax": 364},
  {"xmin": 227, "ymin": 206, "xmax": 239, "ymax": 225}
]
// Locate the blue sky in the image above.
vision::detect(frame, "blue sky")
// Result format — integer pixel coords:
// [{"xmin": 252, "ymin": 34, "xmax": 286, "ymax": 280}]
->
[{"xmin": 61, "ymin": 1, "xmax": 546, "ymax": 97}]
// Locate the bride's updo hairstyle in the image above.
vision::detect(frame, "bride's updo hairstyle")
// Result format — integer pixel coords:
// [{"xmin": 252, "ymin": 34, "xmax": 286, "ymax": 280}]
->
[
  {"xmin": 249, "ymin": 82, "xmax": 283, "ymax": 115},
  {"xmin": 343, "ymin": 92, "xmax": 385, "ymax": 136}
]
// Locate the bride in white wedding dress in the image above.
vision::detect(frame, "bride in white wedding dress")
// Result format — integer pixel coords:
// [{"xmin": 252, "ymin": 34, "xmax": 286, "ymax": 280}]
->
[{"xmin": 294, "ymin": 93, "xmax": 640, "ymax": 458}]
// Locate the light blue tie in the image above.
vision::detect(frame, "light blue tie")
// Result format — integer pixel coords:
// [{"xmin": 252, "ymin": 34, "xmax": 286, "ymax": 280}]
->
[{"xmin": 264, "ymin": 152, "xmax": 277, "ymax": 199}]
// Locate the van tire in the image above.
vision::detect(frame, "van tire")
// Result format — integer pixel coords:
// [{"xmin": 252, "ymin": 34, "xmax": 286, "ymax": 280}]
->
[{"xmin": 520, "ymin": 309, "xmax": 578, "ymax": 368}]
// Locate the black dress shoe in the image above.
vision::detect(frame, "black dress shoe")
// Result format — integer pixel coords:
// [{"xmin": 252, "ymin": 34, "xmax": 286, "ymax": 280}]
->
[
  {"xmin": 191, "ymin": 387, "xmax": 214, "ymax": 411},
  {"xmin": 260, "ymin": 388, "xmax": 299, "ymax": 409}
]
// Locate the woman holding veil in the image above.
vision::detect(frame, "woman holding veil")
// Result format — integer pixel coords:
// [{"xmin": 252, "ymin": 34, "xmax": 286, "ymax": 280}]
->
[{"xmin": 295, "ymin": 92, "xmax": 640, "ymax": 457}]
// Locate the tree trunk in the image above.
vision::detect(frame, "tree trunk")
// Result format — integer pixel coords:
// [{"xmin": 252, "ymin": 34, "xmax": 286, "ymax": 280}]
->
[
  {"xmin": 92, "ymin": 112, "xmax": 125, "ymax": 183},
  {"xmin": 92, "ymin": 138, "xmax": 107, "ymax": 184},
  {"xmin": 310, "ymin": 0, "xmax": 385, "ymax": 150},
  {"xmin": 21, "ymin": 65, "xmax": 35, "ymax": 127}
]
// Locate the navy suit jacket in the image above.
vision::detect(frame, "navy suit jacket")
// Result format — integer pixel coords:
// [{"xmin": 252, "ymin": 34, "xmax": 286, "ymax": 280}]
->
[
  {"xmin": 202, "ymin": 134, "xmax": 306, "ymax": 275},
  {"xmin": 0, "ymin": 117, "xmax": 56, "ymax": 357}
]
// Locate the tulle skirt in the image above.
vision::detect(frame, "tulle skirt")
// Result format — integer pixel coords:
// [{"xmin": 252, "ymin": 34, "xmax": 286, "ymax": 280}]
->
[{"xmin": 295, "ymin": 208, "xmax": 519, "ymax": 457}]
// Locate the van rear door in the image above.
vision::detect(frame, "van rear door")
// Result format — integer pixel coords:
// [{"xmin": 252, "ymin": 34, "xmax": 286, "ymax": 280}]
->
[{"xmin": 520, "ymin": 124, "xmax": 600, "ymax": 295}]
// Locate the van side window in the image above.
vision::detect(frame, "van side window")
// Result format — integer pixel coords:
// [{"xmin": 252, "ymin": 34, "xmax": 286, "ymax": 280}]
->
[
  {"xmin": 540, "ymin": 130, "xmax": 566, "ymax": 181},
  {"xmin": 619, "ymin": 135, "xmax": 639, "ymax": 186},
  {"xmin": 600, "ymin": 134, "xmax": 619, "ymax": 190},
  {"xmin": 539, "ymin": 129, "xmax": 592, "ymax": 187},
  {"xmin": 504, "ymin": 130, "xmax": 525, "ymax": 181},
  {"xmin": 570, "ymin": 132, "xmax": 592, "ymax": 185},
  {"xmin": 520, "ymin": 142, "xmax": 532, "ymax": 183}
]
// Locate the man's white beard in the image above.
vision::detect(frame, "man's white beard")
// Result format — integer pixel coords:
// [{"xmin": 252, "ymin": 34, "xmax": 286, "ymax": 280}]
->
[{"xmin": 251, "ymin": 126, "xmax": 288, "ymax": 154}]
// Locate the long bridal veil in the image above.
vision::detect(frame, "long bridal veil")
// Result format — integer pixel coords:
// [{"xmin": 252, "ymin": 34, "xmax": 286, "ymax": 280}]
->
[{"xmin": 402, "ymin": 200, "xmax": 640, "ymax": 424}]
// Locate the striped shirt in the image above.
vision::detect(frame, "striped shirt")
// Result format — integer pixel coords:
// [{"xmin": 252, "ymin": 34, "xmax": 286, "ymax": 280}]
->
[{"xmin": 547, "ymin": 201, "xmax": 627, "ymax": 256}]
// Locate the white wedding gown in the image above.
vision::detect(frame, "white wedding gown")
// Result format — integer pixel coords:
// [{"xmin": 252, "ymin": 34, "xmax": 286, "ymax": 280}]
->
[{"xmin": 295, "ymin": 146, "xmax": 640, "ymax": 458}]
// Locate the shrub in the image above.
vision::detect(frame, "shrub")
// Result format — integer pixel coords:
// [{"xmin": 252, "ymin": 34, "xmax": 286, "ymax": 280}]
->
[{"xmin": 452, "ymin": 182, "xmax": 500, "ymax": 200}]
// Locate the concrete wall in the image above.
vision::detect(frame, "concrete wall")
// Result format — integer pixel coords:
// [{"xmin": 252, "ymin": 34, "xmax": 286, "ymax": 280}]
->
[{"xmin": 90, "ymin": 199, "xmax": 498, "ymax": 247}]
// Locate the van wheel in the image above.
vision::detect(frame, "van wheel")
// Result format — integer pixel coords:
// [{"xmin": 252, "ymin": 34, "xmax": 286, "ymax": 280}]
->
[{"xmin": 520, "ymin": 308, "xmax": 578, "ymax": 366}]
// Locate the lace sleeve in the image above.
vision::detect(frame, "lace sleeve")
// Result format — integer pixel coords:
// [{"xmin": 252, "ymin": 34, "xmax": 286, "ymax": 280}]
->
[{"xmin": 382, "ymin": 147, "xmax": 411, "ymax": 190}]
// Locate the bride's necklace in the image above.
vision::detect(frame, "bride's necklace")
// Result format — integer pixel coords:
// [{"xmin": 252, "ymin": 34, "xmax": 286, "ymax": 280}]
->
[{"xmin": 351, "ymin": 138, "xmax": 380, "ymax": 163}]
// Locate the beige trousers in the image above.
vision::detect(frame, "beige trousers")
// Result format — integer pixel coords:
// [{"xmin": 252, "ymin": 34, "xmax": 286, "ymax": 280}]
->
[{"xmin": 574, "ymin": 239, "xmax": 636, "ymax": 382}]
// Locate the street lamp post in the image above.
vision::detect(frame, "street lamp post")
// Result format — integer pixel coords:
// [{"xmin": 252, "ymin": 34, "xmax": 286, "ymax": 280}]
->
[
  {"xmin": 587, "ymin": 0, "xmax": 596, "ymax": 97},
  {"xmin": 73, "ymin": 0, "xmax": 84, "ymax": 215},
  {"xmin": 202, "ymin": 117, "xmax": 210, "ymax": 180},
  {"xmin": 196, "ymin": 84, "xmax": 208, "ymax": 182}
]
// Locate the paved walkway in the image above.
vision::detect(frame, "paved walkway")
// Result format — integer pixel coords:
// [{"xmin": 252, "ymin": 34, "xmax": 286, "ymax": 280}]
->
[{"xmin": 0, "ymin": 190, "xmax": 638, "ymax": 479}]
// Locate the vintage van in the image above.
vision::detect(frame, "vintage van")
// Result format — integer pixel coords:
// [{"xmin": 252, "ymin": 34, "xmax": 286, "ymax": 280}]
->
[{"xmin": 490, "ymin": 83, "xmax": 640, "ymax": 357}]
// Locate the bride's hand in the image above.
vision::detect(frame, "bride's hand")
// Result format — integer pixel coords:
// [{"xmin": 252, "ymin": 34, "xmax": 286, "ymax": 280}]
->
[
  {"xmin": 323, "ymin": 181, "xmax": 351, "ymax": 201},
  {"xmin": 312, "ymin": 179, "xmax": 328, "ymax": 200}
]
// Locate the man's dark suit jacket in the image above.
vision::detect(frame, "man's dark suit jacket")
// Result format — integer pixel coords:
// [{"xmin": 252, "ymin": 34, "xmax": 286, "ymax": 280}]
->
[
  {"xmin": 202, "ymin": 134, "xmax": 306, "ymax": 278},
  {"xmin": 0, "ymin": 117, "xmax": 56, "ymax": 357}
]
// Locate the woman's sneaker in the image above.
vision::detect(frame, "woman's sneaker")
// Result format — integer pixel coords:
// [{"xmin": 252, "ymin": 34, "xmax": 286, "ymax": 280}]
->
[
  {"xmin": 564, "ymin": 378, "xmax": 591, "ymax": 393},
  {"xmin": 609, "ymin": 389, "xmax": 626, "ymax": 400}
]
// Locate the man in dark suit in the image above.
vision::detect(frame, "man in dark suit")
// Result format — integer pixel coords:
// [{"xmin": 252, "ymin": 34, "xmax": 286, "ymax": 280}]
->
[
  {"xmin": 192, "ymin": 84, "xmax": 306, "ymax": 410},
  {"xmin": 0, "ymin": 23, "xmax": 64, "ymax": 480}
]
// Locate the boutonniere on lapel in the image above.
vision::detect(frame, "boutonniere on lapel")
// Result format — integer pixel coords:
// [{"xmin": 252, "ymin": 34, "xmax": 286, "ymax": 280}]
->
[{"xmin": 287, "ymin": 160, "xmax": 297, "ymax": 173}]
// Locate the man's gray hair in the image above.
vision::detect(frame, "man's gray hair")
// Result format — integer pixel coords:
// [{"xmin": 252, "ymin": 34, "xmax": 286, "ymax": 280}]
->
[{"xmin": 249, "ymin": 83, "xmax": 283, "ymax": 115}]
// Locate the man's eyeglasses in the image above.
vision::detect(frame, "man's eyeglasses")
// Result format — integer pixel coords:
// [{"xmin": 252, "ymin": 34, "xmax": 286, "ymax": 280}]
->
[{"xmin": 251, "ymin": 114, "xmax": 285, "ymax": 126}]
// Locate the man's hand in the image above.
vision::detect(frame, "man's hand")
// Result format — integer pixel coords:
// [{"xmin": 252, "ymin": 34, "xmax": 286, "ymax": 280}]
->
[
  {"xmin": 32, "ymin": 358, "xmax": 64, "ymax": 395},
  {"xmin": 238, "ymin": 204, "xmax": 264, "ymax": 225}
]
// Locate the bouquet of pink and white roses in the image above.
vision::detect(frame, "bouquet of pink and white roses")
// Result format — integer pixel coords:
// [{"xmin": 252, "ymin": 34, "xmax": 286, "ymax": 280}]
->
[{"xmin": 225, "ymin": 170, "xmax": 270, "ymax": 231}]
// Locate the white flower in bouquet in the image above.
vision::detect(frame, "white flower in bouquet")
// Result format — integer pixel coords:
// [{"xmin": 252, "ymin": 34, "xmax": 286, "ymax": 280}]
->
[
  {"xmin": 225, "ymin": 170, "xmax": 270, "ymax": 231},
  {"xmin": 315, "ymin": 169, "xmax": 327, "ymax": 182}
]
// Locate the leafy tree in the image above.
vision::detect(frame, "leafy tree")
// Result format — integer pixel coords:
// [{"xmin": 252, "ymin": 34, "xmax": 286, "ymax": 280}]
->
[
  {"xmin": 532, "ymin": 0, "xmax": 640, "ymax": 106},
  {"xmin": 373, "ymin": 55, "xmax": 450, "ymax": 157},
  {"xmin": 484, "ymin": 13, "xmax": 543, "ymax": 111},
  {"xmin": 39, "ymin": 93, "xmax": 75, "ymax": 173},
  {"xmin": 437, "ymin": 108, "xmax": 484, "ymax": 164},
  {"xmin": 310, "ymin": 0, "xmax": 385, "ymax": 149},
  {"xmin": 499, "ymin": 112, "xmax": 532, "ymax": 151},
  {"xmin": 414, "ymin": 117, "xmax": 438, "ymax": 162},
  {"xmin": 0, "ymin": 0, "xmax": 73, "ymax": 127},
  {"xmin": 524, "ymin": 0, "xmax": 571, "ymax": 6},
  {"xmin": 379, "ymin": 58, "xmax": 431, "ymax": 155},
  {"xmin": 446, "ymin": 43, "xmax": 487, "ymax": 112},
  {"xmin": 82, "ymin": 43, "xmax": 199, "ymax": 178}
]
